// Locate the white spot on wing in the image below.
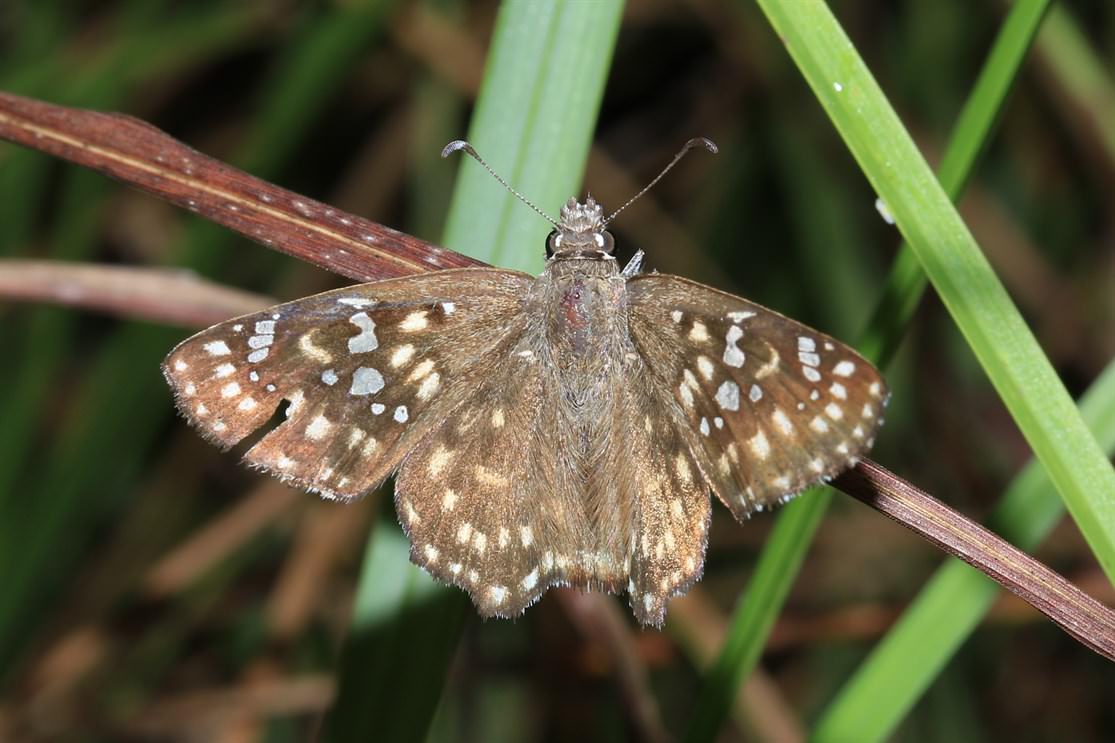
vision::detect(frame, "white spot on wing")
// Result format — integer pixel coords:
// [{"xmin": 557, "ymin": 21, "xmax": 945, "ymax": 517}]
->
[
  {"xmin": 715, "ymin": 380, "xmax": 740, "ymax": 411},
  {"xmin": 696, "ymin": 355, "xmax": 715, "ymax": 381},
  {"xmin": 204, "ymin": 340, "xmax": 231, "ymax": 356},
  {"xmin": 723, "ymin": 325, "xmax": 745, "ymax": 367},
  {"xmin": 749, "ymin": 431, "xmax": 770, "ymax": 459},
  {"xmin": 678, "ymin": 382, "xmax": 694, "ymax": 409},
  {"xmin": 350, "ymin": 367, "xmax": 385, "ymax": 396},
  {"xmin": 391, "ymin": 345, "xmax": 415, "ymax": 367},
  {"xmin": 337, "ymin": 297, "xmax": 374, "ymax": 308},
  {"xmin": 833, "ymin": 360, "xmax": 856, "ymax": 377},
  {"xmin": 772, "ymin": 408, "xmax": 793, "ymax": 435},
  {"xmin": 298, "ymin": 332, "xmax": 332, "ymax": 363},
  {"xmin": 400, "ymin": 311, "xmax": 428, "ymax": 332},
  {"xmin": 305, "ymin": 415, "xmax": 332, "ymax": 440},
  {"xmin": 393, "ymin": 405, "xmax": 409, "ymax": 423},
  {"xmin": 428, "ymin": 446, "xmax": 453, "ymax": 476},
  {"xmin": 347, "ymin": 312, "xmax": 379, "ymax": 353}
]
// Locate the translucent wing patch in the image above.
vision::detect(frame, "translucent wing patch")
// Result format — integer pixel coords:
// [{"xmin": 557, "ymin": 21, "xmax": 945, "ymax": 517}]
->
[
  {"xmin": 627, "ymin": 274, "xmax": 889, "ymax": 520},
  {"xmin": 163, "ymin": 268, "xmax": 533, "ymax": 500}
]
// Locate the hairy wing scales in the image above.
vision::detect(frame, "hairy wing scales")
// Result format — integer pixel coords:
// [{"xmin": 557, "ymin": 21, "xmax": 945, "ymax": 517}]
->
[
  {"xmin": 611, "ymin": 362, "xmax": 711, "ymax": 625},
  {"xmin": 396, "ymin": 349, "xmax": 593, "ymax": 617}
]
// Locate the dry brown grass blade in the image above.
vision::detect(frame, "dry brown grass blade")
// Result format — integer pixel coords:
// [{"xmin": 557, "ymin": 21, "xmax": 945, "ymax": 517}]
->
[
  {"xmin": 668, "ymin": 590, "xmax": 805, "ymax": 743},
  {"xmin": 836, "ymin": 460, "xmax": 1115, "ymax": 661},
  {"xmin": 143, "ymin": 481, "xmax": 302, "ymax": 598},
  {"xmin": 120, "ymin": 674, "xmax": 335, "ymax": 738},
  {"xmin": 0, "ymin": 91, "xmax": 480, "ymax": 282},
  {"xmin": 0, "ymin": 260, "xmax": 272, "ymax": 326}
]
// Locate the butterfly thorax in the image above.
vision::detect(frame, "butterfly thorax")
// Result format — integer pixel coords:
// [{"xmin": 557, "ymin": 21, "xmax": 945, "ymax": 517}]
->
[
  {"xmin": 533, "ymin": 256, "xmax": 627, "ymax": 387},
  {"xmin": 529, "ymin": 196, "xmax": 630, "ymax": 404}
]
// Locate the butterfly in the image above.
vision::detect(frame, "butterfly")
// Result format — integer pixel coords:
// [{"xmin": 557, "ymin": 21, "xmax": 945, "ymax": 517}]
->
[{"xmin": 162, "ymin": 139, "xmax": 888, "ymax": 626}]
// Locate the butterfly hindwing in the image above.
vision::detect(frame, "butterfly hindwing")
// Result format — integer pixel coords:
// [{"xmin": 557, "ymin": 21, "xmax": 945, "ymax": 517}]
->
[
  {"xmin": 626, "ymin": 274, "xmax": 889, "ymax": 520},
  {"xmin": 163, "ymin": 268, "xmax": 533, "ymax": 500},
  {"xmin": 395, "ymin": 346, "xmax": 586, "ymax": 617},
  {"xmin": 612, "ymin": 359, "xmax": 711, "ymax": 625}
]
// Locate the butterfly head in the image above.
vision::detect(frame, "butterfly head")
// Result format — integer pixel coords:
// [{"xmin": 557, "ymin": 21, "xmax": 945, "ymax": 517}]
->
[{"xmin": 546, "ymin": 196, "xmax": 615, "ymax": 260}]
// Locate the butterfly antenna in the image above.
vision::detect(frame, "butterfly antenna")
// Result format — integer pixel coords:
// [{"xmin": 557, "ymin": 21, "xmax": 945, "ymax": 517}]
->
[
  {"xmin": 442, "ymin": 140, "xmax": 559, "ymax": 227},
  {"xmin": 603, "ymin": 137, "xmax": 719, "ymax": 226}
]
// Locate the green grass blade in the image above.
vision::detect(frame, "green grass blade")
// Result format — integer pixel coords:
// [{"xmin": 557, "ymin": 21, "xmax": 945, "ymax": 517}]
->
[
  {"xmin": 859, "ymin": 0, "xmax": 1050, "ymax": 363},
  {"xmin": 323, "ymin": 3, "xmax": 623, "ymax": 740},
  {"xmin": 1035, "ymin": 4, "xmax": 1115, "ymax": 169},
  {"xmin": 814, "ymin": 358, "xmax": 1115, "ymax": 742},
  {"xmin": 442, "ymin": 1, "xmax": 623, "ymax": 271},
  {"xmin": 756, "ymin": 0, "xmax": 1115, "ymax": 571},
  {"xmin": 683, "ymin": 1, "xmax": 1054, "ymax": 739}
]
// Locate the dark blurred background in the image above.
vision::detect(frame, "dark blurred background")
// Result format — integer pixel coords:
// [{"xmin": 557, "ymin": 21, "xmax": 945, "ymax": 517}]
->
[{"xmin": 0, "ymin": 1, "xmax": 1112, "ymax": 741}]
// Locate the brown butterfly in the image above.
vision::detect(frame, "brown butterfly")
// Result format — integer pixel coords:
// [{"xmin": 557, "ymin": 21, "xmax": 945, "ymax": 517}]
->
[{"xmin": 163, "ymin": 139, "xmax": 888, "ymax": 626}]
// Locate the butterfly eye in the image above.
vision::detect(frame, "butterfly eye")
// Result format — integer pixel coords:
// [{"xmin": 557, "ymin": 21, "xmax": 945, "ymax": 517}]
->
[
  {"xmin": 597, "ymin": 230, "xmax": 615, "ymax": 254},
  {"xmin": 545, "ymin": 230, "xmax": 561, "ymax": 258}
]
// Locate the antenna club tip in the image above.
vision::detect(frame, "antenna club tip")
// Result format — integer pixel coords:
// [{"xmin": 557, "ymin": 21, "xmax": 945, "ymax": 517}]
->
[
  {"xmin": 687, "ymin": 137, "xmax": 719, "ymax": 155},
  {"xmin": 441, "ymin": 140, "xmax": 474, "ymax": 159}
]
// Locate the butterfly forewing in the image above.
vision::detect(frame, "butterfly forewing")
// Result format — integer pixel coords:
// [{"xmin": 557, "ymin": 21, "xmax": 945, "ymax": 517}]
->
[
  {"xmin": 627, "ymin": 275, "xmax": 889, "ymax": 520},
  {"xmin": 163, "ymin": 268, "xmax": 533, "ymax": 500}
]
